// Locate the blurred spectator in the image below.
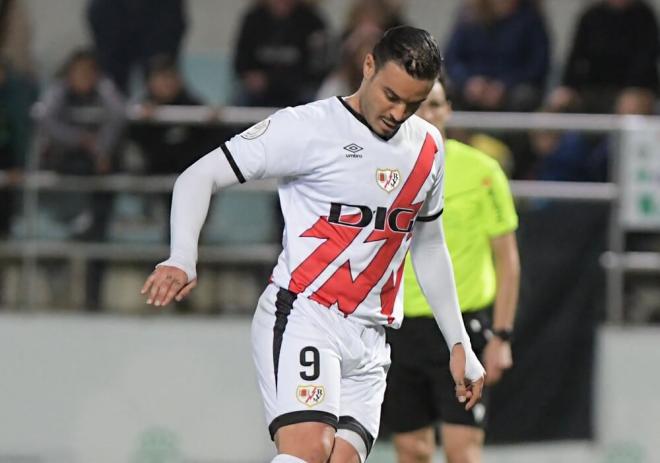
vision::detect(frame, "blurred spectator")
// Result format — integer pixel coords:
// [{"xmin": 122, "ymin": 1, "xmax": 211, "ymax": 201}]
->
[
  {"xmin": 316, "ymin": 23, "xmax": 382, "ymax": 99},
  {"xmin": 0, "ymin": 0, "xmax": 37, "ymax": 203},
  {"xmin": 131, "ymin": 55, "xmax": 212, "ymax": 175},
  {"xmin": 529, "ymin": 130, "xmax": 590, "ymax": 181},
  {"xmin": 548, "ymin": 0, "xmax": 659, "ymax": 114},
  {"xmin": 40, "ymin": 49, "xmax": 124, "ymax": 179},
  {"xmin": 445, "ymin": 0, "xmax": 550, "ymax": 112},
  {"xmin": 233, "ymin": 0, "xmax": 329, "ymax": 106},
  {"xmin": 342, "ymin": 0, "xmax": 405, "ymax": 36},
  {"xmin": 87, "ymin": 0, "xmax": 187, "ymax": 93},
  {"xmin": 39, "ymin": 48, "xmax": 125, "ymax": 309},
  {"xmin": 527, "ymin": 124, "xmax": 607, "ymax": 182},
  {"xmin": 0, "ymin": 0, "xmax": 34, "ymax": 76},
  {"xmin": 130, "ymin": 55, "xmax": 215, "ymax": 241},
  {"xmin": 0, "ymin": 60, "xmax": 27, "ymax": 237},
  {"xmin": 0, "ymin": 60, "xmax": 33, "ymax": 169}
]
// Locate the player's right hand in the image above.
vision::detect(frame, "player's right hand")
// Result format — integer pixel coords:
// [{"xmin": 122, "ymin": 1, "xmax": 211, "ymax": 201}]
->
[
  {"xmin": 140, "ymin": 265, "xmax": 197, "ymax": 307},
  {"xmin": 450, "ymin": 343, "xmax": 485, "ymax": 411}
]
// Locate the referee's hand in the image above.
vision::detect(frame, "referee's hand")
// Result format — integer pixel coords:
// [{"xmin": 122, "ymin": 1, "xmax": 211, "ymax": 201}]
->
[
  {"xmin": 141, "ymin": 265, "xmax": 197, "ymax": 307},
  {"xmin": 450, "ymin": 343, "xmax": 485, "ymax": 411}
]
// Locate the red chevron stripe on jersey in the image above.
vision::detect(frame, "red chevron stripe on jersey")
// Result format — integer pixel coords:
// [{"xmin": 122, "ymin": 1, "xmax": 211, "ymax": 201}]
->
[
  {"xmin": 288, "ymin": 213, "xmax": 363, "ymax": 294},
  {"xmin": 287, "ymin": 133, "xmax": 437, "ymax": 317}
]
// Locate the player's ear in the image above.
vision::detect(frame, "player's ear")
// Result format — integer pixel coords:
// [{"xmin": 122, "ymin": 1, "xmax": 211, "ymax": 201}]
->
[{"xmin": 364, "ymin": 53, "xmax": 376, "ymax": 80}]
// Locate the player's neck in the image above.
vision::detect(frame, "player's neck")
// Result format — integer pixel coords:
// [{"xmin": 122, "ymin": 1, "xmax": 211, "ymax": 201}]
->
[{"xmin": 343, "ymin": 93, "xmax": 364, "ymax": 117}]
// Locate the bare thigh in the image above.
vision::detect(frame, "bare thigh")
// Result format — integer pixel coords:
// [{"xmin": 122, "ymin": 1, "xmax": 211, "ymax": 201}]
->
[
  {"xmin": 392, "ymin": 427, "xmax": 436, "ymax": 463},
  {"xmin": 440, "ymin": 423, "xmax": 484, "ymax": 463},
  {"xmin": 275, "ymin": 421, "xmax": 336, "ymax": 463}
]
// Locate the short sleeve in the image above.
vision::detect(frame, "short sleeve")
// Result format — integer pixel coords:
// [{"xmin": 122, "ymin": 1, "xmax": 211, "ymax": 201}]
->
[
  {"xmin": 417, "ymin": 129, "xmax": 445, "ymax": 222},
  {"xmin": 223, "ymin": 108, "xmax": 307, "ymax": 182},
  {"xmin": 482, "ymin": 164, "xmax": 518, "ymax": 237}
]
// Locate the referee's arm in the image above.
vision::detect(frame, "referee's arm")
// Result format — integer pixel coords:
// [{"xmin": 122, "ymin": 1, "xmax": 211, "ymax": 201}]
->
[
  {"xmin": 483, "ymin": 161, "xmax": 520, "ymax": 385},
  {"xmin": 485, "ymin": 232, "xmax": 520, "ymax": 385}
]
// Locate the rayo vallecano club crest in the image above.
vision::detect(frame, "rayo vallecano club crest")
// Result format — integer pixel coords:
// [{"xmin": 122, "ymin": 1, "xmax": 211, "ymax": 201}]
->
[
  {"xmin": 376, "ymin": 168, "xmax": 401, "ymax": 193},
  {"xmin": 296, "ymin": 385, "xmax": 325, "ymax": 407}
]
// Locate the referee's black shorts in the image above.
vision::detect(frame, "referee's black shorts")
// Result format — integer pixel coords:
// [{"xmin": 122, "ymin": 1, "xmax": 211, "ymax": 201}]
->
[{"xmin": 382, "ymin": 308, "xmax": 491, "ymax": 433}]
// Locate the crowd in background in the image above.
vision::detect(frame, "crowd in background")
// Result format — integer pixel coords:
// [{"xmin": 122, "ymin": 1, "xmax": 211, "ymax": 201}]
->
[{"xmin": 1, "ymin": 0, "xmax": 659, "ymax": 237}]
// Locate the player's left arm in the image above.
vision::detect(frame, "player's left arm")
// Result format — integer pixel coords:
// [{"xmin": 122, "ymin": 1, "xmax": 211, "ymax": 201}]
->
[
  {"xmin": 410, "ymin": 138, "xmax": 485, "ymax": 409},
  {"xmin": 411, "ymin": 216, "xmax": 485, "ymax": 410}
]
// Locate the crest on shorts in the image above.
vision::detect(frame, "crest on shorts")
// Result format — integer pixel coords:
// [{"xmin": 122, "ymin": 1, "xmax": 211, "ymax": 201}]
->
[
  {"xmin": 296, "ymin": 385, "xmax": 325, "ymax": 407},
  {"xmin": 376, "ymin": 168, "xmax": 401, "ymax": 193},
  {"xmin": 240, "ymin": 118, "xmax": 271, "ymax": 140}
]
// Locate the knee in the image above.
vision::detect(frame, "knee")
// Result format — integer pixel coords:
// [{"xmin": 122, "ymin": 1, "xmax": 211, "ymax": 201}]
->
[
  {"xmin": 277, "ymin": 446, "xmax": 331, "ymax": 463},
  {"xmin": 275, "ymin": 424, "xmax": 334, "ymax": 463},
  {"xmin": 443, "ymin": 440, "xmax": 481, "ymax": 463},
  {"xmin": 291, "ymin": 436, "xmax": 334, "ymax": 463},
  {"xmin": 308, "ymin": 433, "xmax": 334, "ymax": 463},
  {"xmin": 291, "ymin": 433, "xmax": 334, "ymax": 463},
  {"xmin": 394, "ymin": 433, "xmax": 435, "ymax": 463}
]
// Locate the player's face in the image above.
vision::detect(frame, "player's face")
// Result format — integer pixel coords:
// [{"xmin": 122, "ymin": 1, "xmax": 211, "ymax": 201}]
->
[
  {"xmin": 416, "ymin": 81, "xmax": 452, "ymax": 130},
  {"xmin": 361, "ymin": 54, "xmax": 435, "ymax": 137}
]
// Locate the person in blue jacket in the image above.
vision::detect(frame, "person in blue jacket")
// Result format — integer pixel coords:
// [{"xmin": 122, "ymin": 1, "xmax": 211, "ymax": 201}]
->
[{"xmin": 444, "ymin": 0, "xmax": 550, "ymax": 112}]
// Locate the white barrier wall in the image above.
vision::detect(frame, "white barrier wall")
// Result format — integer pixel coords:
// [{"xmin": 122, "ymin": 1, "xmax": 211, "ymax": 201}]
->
[
  {"xmin": 0, "ymin": 314, "xmax": 274, "ymax": 463},
  {"xmin": 596, "ymin": 327, "xmax": 660, "ymax": 463},
  {"xmin": 1, "ymin": 316, "xmax": 659, "ymax": 463}
]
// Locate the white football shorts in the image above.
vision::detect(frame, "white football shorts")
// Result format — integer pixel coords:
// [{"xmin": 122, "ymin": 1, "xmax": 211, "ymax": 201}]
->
[{"xmin": 251, "ymin": 283, "xmax": 391, "ymax": 460}]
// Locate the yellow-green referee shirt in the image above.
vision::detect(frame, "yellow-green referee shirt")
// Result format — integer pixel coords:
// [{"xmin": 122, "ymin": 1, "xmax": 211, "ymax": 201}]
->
[{"xmin": 404, "ymin": 139, "xmax": 518, "ymax": 316}]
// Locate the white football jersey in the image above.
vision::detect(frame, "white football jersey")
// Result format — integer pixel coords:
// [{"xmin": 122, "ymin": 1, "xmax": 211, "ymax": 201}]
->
[{"xmin": 224, "ymin": 97, "xmax": 445, "ymax": 328}]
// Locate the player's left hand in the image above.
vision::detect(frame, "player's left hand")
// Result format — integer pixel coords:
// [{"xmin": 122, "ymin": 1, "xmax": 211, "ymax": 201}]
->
[
  {"xmin": 450, "ymin": 343, "xmax": 485, "ymax": 411},
  {"xmin": 483, "ymin": 337, "xmax": 513, "ymax": 386}
]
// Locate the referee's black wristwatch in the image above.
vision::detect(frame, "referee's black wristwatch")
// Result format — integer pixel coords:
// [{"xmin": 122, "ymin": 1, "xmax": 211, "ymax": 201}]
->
[{"xmin": 492, "ymin": 328, "xmax": 514, "ymax": 342}]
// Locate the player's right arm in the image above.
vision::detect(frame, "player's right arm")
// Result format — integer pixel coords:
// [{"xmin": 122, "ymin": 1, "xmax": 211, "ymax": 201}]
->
[
  {"xmin": 141, "ymin": 151, "xmax": 240, "ymax": 306},
  {"xmin": 141, "ymin": 108, "xmax": 307, "ymax": 306}
]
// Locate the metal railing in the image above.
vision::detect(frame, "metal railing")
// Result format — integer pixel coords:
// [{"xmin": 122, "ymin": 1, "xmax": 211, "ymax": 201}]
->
[{"xmin": 2, "ymin": 106, "xmax": 659, "ymax": 321}]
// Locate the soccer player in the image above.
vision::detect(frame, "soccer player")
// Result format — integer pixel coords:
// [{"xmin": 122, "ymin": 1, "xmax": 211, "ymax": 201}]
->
[
  {"xmin": 140, "ymin": 27, "xmax": 485, "ymax": 463},
  {"xmin": 383, "ymin": 79, "xmax": 520, "ymax": 463}
]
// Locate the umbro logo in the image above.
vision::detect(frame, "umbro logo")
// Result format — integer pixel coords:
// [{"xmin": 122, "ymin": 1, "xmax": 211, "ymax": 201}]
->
[
  {"xmin": 344, "ymin": 143, "xmax": 363, "ymax": 153},
  {"xmin": 344, "ymin": 143, "xmax": 363, "ymax": 158}
]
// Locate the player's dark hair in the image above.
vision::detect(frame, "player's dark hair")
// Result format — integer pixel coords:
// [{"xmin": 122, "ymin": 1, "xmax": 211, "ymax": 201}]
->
[{"xmin": 372, "ymin": 26, "xmax": 442, "ymax": 80}]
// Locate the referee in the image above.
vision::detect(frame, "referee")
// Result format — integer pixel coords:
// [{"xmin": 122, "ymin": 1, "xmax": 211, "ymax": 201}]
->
[{"xmin": 383, "ymin": 79, "xmax": 520, "ymax": 463}]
